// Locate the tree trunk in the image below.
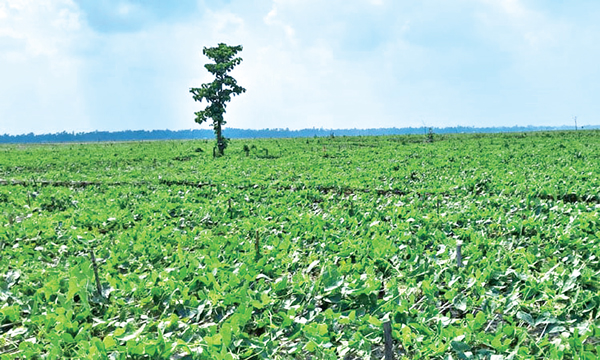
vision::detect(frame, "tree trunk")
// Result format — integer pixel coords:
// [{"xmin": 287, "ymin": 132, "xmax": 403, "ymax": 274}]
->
[{"xmin": 215, "ymin": 123, "xmax": 225, "ymax": 156}]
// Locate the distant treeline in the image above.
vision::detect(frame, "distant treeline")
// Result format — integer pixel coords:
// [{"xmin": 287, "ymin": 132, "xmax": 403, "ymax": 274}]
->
[{"xmin": 1, "ymin": 125, "xmax": 598, "ymax": 144}]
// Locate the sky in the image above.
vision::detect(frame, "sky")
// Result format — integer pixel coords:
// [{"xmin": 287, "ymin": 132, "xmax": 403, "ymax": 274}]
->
[{"xmin": 1, "ymin": 0, "xmax": 599, "ymax": 135}]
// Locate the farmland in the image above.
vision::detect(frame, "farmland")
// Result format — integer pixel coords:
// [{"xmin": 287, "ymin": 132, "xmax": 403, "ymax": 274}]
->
[{"xmin": 1, "ymin": 131, "xmax": 599, "ymax": 359}]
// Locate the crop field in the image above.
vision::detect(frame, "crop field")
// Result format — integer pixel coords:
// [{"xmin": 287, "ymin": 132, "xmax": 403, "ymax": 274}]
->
[{"xmin": 1, "ymin": 131, "xmax": 600, "ymax": 359}]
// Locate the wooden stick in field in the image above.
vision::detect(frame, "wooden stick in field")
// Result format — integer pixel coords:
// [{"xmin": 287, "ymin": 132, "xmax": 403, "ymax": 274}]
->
[
  {"xmin": 90, "ymin": 248, "xmax": 104, "ymax": 300},
  {"xmin": 383, "ymin": 321, "xmax": 395, "ymax": 360}
]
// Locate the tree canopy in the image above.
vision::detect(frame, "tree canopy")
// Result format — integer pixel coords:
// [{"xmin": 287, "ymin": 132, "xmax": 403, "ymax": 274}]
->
[{"xmin": 190, "ymin": 43, "xmax": 246, "ymax": 156}]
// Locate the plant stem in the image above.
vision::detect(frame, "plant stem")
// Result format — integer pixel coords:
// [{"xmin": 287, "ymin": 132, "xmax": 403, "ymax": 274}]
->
[
  {"xmin": 255, "ymin": 230, "xmax": 261, "ymax": 260},
  {"xmin": 90, "ymin": 248, "xmax": 104, "ymax": 300}
]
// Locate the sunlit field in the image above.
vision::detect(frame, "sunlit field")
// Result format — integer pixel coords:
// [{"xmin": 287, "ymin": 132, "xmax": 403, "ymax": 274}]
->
[{"xmin": 1, "ymin": 131, "xmax": 599, "ymax": 359}]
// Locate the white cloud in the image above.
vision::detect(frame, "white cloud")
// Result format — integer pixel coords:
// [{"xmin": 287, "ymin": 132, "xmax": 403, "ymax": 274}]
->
[
  {"xmin": 116, "ymin": 2, "xmax": 136, "ymax": 16},
  {"xmin": 263, "ymin": 6, "xmax": 277, "ymax": 24},
  {"xmin": 494, "ymin": 0, "xmax": 527, "ymax": 17},
  {"xmin": 0, "ymin": 0, "xmax": 91, "ymax": 135},
  {"xmin": 263, "ymin": 4, "xmax": 296, "ymax": 44},
  {"xmin": 1, "ymin": 0, "xmax": 600, "ymax": 135},
  {"xmin": 1, "ymin": 0, "xmax": 82, "ymax": 55}
]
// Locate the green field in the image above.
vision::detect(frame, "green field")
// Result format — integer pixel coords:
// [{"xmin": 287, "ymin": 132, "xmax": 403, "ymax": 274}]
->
[{"xmin": 1, "ymin": 131, "xmax": 599, "ymax": 359}]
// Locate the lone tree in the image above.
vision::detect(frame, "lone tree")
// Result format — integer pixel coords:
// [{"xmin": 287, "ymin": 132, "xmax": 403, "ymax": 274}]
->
[{"xmin": 190, "ymin": 43, "xmax": 246, "ymax": 156}]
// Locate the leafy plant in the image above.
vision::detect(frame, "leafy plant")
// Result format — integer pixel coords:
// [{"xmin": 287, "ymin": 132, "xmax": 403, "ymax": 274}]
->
[
  {"xmin": 190, "ymin": 43, "xmax": 246, "ymax": 157},
  {"xmin": 1, "ymin": 131, "xmax": 599, "ymax": 358}
]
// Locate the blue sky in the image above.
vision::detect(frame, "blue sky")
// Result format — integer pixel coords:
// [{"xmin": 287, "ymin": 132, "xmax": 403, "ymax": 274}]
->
[{"xmin": 0, "ymin": 0, "xmax": 599, "ymax": 135}]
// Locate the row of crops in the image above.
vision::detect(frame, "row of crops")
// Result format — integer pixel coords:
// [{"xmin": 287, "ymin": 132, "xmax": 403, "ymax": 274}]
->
[{"xmin": 1, "ymin": 131, "xmax": 599, "ymax": 359}]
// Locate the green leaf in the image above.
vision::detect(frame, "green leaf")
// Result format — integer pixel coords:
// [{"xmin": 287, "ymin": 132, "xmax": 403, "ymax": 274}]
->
[
  {"xmin": 62, "ymin": 333, "xmax": 74, "ymax": 343},
  {"xmin": 118, "ymin": 323, "xmax": 146, "ymax": 342},
  {"xmin": 368, "ymin": 315, "xmax": 382, "ymax": 327},
  {"xmin": 305, "ymin": 340, "xmax": 317, "ymax": 352},
  {"xmin": 5, "ymin": 270, "xmax": 21, "ymax": 288},
  {"xmin": 453, "ymin": 294, "xmax": 467, "ymax": 312},
  {"xmin": 103, "ymin": 335, "xmax": 116, "ymax": 350},
  {"xmin": 317, "ymin": 324, "xmax": 328, "ymax": 336},
  {"xmin": 206, "ymin": 334, "xmax": 222, "ymax": 346},
  {"xmin": 322, "ymin": 266, "xmax": 343, "ymax": 293},
  {"xmin": 473, "ymin": 311, "xmax": 486, "ymax": 329},
  {"xmin": 516, "ymin": 311, "xmax": 534, "ymax": 326},
  {"xmin": 451, "ymin": 340, "xmax": 471, "ymax": 352}
]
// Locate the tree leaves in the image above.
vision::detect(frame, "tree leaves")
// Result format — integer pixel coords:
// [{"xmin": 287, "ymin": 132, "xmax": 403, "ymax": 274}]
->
[{"xmin": 190, "ymin": 43, "xmax": 246, "ymax": 155}]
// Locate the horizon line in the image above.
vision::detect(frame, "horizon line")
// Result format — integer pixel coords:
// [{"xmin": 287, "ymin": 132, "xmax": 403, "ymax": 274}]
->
[{"xmin": 3, "ymin": 123, "xmax": 600, "ymax": 138}]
